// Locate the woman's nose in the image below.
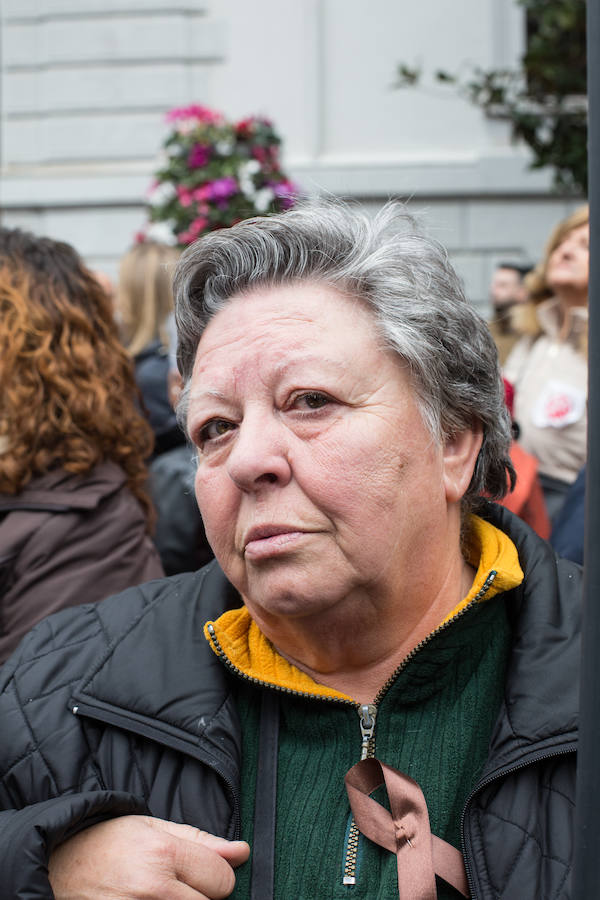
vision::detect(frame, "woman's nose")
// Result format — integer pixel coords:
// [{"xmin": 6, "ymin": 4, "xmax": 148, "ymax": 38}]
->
[
  {"xmin": 559, "ymin": 237, "xmax": 576, "ymax": 257},
  {"xmin": 225, "ymin": 411, "xmax": 292, "ymax": 491}
]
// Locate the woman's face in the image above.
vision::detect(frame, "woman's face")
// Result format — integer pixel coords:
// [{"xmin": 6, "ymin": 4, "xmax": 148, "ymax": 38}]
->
[
  {"xmin": 545, "ymin": 222, "xmax": 589, "ymax": 302},
  {"xmin": 187, "ymin": 282, "xmax": 476, "ymax": 630}
]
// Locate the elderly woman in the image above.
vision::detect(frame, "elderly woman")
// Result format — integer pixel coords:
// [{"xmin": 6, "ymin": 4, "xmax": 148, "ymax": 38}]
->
[{"xmin": 0, "ymin": 202, "xmax": 579, "ymax": 899}]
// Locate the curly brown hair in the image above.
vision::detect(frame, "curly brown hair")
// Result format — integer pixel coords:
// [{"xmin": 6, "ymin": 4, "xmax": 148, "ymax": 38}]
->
[{"xmin": 0, "ymin": 228, "xmax": 156, "ymax": 526}]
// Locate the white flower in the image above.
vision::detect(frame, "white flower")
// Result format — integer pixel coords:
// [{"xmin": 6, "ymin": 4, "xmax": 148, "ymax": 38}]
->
[
  {"xmin": 253, "ymin": 187, "xmax": 275, "ymax": 213},
  {"xmin": 145, "ymin": 221, "xmax": 178, "ymax": 245},
  {"xmin": 240, "ymin": 180, "xmax": 257, "ymax": 200},
  {"xmin": 238, "ymin": 159, "xmax": 261, "ymax": 177},
  {"xmin": 147, "ymin": 181, "xmax": 177, "ymax": 206},
  {"xmin": 215, "ymin": 140, "xmax": 234, "ymax": 155}
]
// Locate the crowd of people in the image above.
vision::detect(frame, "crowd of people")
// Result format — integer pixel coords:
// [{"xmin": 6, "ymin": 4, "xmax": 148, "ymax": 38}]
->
[{"xmin": 0, "ymin": 198, "xmax": 586, "ymax": 898}]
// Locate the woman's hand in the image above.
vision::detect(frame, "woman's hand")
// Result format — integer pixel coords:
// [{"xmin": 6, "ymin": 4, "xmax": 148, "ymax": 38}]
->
[{"xmin": 48, "ymin": 814, "xmax": 250, "ymax": 899}]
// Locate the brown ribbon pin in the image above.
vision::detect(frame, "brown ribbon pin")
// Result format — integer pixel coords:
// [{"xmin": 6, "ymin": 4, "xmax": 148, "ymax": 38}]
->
[{"xmin": 345, "ymin": 758, "xmax": 470, "ymax": 899}]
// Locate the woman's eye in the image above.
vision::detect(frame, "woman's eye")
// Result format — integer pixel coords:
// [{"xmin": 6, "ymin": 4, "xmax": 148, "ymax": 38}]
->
[
  {"xmin": 198, "ymin": 419, "xmax": 236, "ymax": 444},
  {"xmin": 296, "ymin": 392, "xmax": 331, "ymax": 410}
]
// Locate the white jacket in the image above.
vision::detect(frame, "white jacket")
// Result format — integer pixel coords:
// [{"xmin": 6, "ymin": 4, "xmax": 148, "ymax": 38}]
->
[{"xmin": 503, "ymin": 298, "xmax": 587, "ymax": 485}]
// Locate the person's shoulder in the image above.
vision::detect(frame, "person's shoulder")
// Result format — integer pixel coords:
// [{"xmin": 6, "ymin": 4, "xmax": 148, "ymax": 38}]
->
[
  {"xmin": 0, "ymin": 563, "xmax": 233, "ymax": 691},
  {"xmin": 0, "ymin": 570, "xmax": 205, "ymax": 689}
]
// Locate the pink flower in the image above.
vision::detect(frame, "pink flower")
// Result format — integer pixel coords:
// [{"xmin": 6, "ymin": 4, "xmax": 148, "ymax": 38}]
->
[
  {"xmin": 251, "ymin": 146, "xmax": 269, "ymax": 164},
  {"xmin": 165, "ymin": 104, "xmax": 222, "ymax": 125},
  {"xmin": 250, "ymin": 145, "xmax": 279, "ymax": 166},
  {"xmin": 177, "ymin": 186, "xmax": 194, "ymax": 207},
  {"xmin": 188, "ymin": 144, "xmax": 212, "ymax": 168},
  {"xmin": 190, "ymin": 216, "xmax": 209, "ymax": 234},
  {"xmin": 179, "ymin": 215, "xmax": 210, "ymax": 245},
  {"xmin": 193, "ymin": 184, "xmax": 212, "ymax": 202}
]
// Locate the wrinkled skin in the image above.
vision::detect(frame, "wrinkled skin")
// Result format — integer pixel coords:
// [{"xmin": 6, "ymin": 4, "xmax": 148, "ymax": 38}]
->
[{"xmin": 48, "ymin": 815, "xmax": 249, "ymax": 900}]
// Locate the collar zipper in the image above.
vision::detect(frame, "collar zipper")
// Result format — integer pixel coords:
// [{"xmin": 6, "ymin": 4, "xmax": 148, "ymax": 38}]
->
[
  {"xmin": 343, "ymin": 704, "xmax": 378, "ymax": 885},
  {"xmin": 341, "ymin": 571, "xmax": 498, "ymax": 888},
  {"xmin": 209, "ymin": 571, "xmax": 498, "ymax": 890}
]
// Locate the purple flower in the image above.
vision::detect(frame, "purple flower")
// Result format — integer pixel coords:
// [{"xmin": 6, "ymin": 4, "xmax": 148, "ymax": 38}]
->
[
  {"xmin": 188, "ymin": 144, "xmax": 212, "ymax": 168},
  {"xmin": 272, "ymin": 180, "xmax": 298, "ymax": 209},
  {"xmin": 207, "ymin": 176, "xmax": 238, "ymax": 200}
]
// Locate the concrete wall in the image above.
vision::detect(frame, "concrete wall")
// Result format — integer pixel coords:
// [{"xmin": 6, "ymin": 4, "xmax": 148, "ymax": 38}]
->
[{"xmin": 0, "ymin": 0, "xmax": 584, "ymax": 311}]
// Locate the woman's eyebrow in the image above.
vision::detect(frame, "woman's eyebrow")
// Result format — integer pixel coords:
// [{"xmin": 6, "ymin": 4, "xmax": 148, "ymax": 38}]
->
[
  {"xmin": 187, "ymin": 388, "xmax": 231, "ymax": 409},
  {"xmin": 274, "ymin": 355, "xmax": 348, "ymax": 377}
]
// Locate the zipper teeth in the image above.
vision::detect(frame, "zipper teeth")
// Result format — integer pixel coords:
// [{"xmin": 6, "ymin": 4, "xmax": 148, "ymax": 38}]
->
[
  {"xmin": 206, "ymin": 624, "xmax": 356, "ymax": 706},
  {"xmin": 372, "ymin": 570, "xmax": 498, "ymax": 706},
  {"xmin": 460, "ymin": 745, "xmax": 576, "ymax": 895},
  {"xmin": 344, "ymin": 727, "xmax": 376, "ymax": 883},
  {"xmin": 343, "ymin": 821, "xmax": 361, "ymax": 882}
]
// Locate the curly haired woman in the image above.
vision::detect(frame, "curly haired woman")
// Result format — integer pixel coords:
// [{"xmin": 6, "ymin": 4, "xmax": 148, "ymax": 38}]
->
[{"xmin": 0, "ymin": 228, "xmax": 164, "ymax": 663}]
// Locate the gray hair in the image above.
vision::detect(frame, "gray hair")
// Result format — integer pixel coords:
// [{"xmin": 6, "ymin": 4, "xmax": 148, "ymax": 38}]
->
[{"xmin": 174, "ymin": 199, "xmax": 514, "ymax": 507}]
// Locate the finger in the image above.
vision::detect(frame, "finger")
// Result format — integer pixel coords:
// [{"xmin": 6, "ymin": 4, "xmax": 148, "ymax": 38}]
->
[
  {"xmin": 146, "ymin": 818, "xmax": 249, "ymax": 865},
  {"xmin": 186, "ymin": 832, "xmax": 249, "ymax": 867},
  {"xmin": 171, "ymin": 837, "xmax": 239, "ymax": 899}
]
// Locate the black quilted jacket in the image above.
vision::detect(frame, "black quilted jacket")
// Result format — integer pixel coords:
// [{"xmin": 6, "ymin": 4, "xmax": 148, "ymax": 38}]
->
[{"xmin": 0, "ymin": 505, "xmax": 579, "ymax": 899}]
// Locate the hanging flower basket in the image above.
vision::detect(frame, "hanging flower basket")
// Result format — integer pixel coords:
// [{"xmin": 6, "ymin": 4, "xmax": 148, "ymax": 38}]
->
[{"xmin": 140, "ymin": 104, "xmax": 299, "ymax": 247}]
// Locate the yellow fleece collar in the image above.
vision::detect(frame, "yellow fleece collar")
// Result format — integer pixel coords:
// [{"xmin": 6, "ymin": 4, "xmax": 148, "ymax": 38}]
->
[{"xmin": 204, "ymin": 515, "xmax": 524, "ymax": 701}]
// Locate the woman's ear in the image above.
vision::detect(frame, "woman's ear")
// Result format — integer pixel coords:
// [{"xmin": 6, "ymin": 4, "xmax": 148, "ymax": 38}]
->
[{"xmin": 442, "ymin": 423, "xmax": 484, "ymax": 504}]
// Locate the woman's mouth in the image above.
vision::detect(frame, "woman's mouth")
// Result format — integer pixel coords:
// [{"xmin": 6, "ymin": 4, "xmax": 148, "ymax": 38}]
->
[{"xmin": 243, "ymin": 527, "xmax": 308, "ymax": 560}]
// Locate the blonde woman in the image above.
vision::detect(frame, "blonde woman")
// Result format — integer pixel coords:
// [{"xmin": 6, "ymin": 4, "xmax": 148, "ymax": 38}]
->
[
  {"xmin": 504, "ymin": 205, "xmax": 589, "ymax": 519},
  {"xmin": 117, "ymin": 241, "xmax": 183, "ymax": 455}
]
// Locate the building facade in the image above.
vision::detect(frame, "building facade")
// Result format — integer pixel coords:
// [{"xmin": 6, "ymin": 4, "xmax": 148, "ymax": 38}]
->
[{"xmin": 0, "ymin": 0, "xmax": 584, "ymax": 310}]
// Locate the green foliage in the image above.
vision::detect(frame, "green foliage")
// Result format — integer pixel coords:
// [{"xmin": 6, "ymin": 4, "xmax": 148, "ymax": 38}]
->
[{"xmin": 394, "ymin": 0, "xmax": 587, "ymax": 194}]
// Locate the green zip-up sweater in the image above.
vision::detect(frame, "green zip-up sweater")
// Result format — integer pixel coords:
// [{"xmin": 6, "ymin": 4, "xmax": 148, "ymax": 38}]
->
[{"xmin": 205, "ymin": 515, "xmax": 523, "ymax": 899}]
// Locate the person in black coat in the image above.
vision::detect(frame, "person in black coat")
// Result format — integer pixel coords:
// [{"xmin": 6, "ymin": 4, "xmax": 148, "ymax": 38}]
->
[{"xmin": 0, "ymin": 201, "xmax": 580, "ymax": 899}]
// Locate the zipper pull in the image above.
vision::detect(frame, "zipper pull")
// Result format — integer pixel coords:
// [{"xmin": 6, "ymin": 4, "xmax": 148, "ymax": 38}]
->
[{"xmin": 358, "ymin": 703, "xmax": 377, "ymax": 760}]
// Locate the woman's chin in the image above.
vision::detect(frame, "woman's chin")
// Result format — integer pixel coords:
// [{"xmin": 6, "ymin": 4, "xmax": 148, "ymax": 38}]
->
[{"xmin": 243, "ymin": 572, "xmax": 349, "ymax": 626}]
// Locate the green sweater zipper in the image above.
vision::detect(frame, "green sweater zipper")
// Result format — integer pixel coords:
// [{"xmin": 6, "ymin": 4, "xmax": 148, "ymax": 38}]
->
[{"xmin": 209, "ymin": 571, "xmax": 507, "ymax": 899}]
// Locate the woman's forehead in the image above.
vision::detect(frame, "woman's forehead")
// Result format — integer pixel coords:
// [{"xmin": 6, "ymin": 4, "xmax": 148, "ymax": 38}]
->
[{"xmin": 198, "ymin": 281, "xmax": 377, "ymax": 352}]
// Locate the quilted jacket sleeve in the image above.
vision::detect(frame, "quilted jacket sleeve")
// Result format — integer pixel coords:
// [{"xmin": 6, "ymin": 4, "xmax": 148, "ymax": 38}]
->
[
  {"xmin": 0, "ymin": 792, "xmax": 149, "ymax": 899},
  {"xmin": 0, "ymin": 599, "xmax": 152, "ymax": 898}
]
